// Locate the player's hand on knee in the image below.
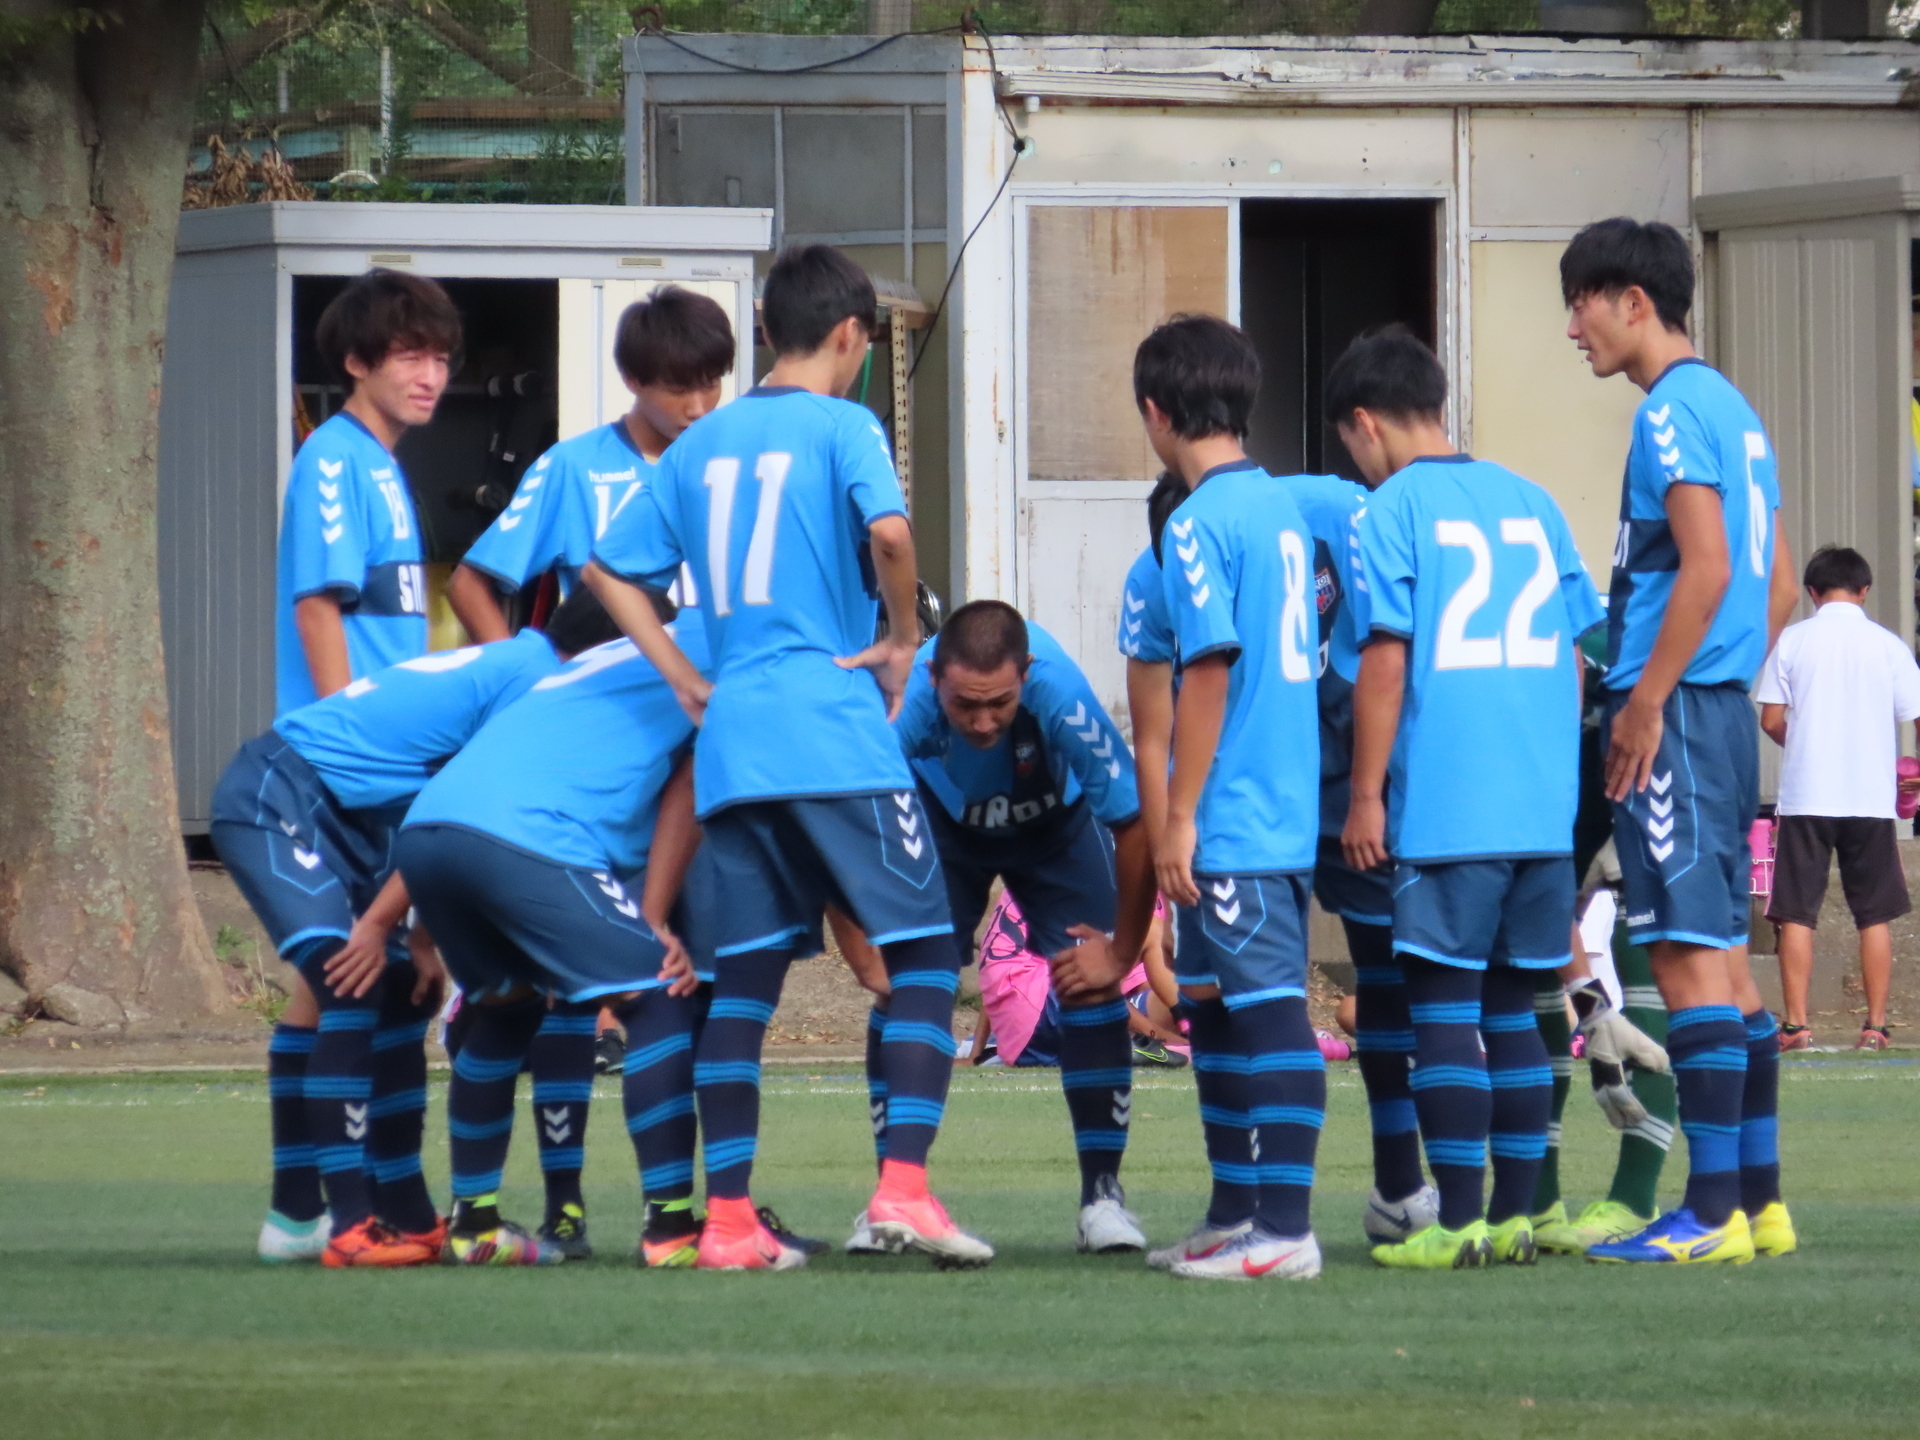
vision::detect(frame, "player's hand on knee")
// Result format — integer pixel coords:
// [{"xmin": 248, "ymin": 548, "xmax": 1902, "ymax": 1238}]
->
[
  {"xmin": 1049, "ymin": 924, "xmax": 1129, "ymax": 999},
  {"xmin": 407, "ymin": 931, "xmax": 447, "ymax": 1007},
  {"xmin": 323, "ymin": 916, "xmax": 394, "ymax": 999}
]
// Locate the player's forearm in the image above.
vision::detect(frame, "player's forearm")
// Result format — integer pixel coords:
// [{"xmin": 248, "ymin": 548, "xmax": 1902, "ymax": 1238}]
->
[
  {"xmin": 868, "ymin": 514, "xmax": 921, "ymax": 646},
  {"xmin": 639, "ymin": 759, "xmax": 700, "ymax": 927},
  {"xmin": 584, "ymin": 562, "xmax": 705, "ymax": 696},
  {"xmin": 447, "ymin": 563, "xmax": 511, "ymax": 644},
  {"xmin": 1348, "ymin": 639, "xmax": 1406, "ymax": 803},
  {"xmin": 1631, "ymin": 488, "xmax": 1730, "ymax": 712},
  {"xmin": 1107, "ymin": 817, "xmax": 1157, "ymax": 965},
  {"xmin": 1125, "ymin": 659, "xmax": 1174, "ymax": 844},
  {"xmin": 361, "ymin": 871, "xmax": 411, "ymax": 934},
  {"xmin": 1168, "ymin": 659, "xmax": 1229, "ymax": 824},
  {"xmin": 1766, "ymin": 515, "xmax": 1797, "ymax": 653},
  {"xmin": 294, "ymin": 595, "xmax": 352, "ymax": 698}
]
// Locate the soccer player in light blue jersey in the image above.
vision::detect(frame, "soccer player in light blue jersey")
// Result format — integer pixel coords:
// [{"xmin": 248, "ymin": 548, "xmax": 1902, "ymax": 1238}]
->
[
  {"xmin": 260, "ymin": 270, "xmax": 459, "ymax": 1262},
  {"xmin": 448, "ymin": 287, "xmax": 735, "ymax": 641},
  {"xmin": 1138, "ymin": 315, "xmax": 1327, "ymax": 1282},
  {"xmin": 1562, "ymin": 219, "xmax": 1801, "ymax": 1264},
  {"xmin": 1335, "ymin": 327, "xmax": 1605, "ymax": 1270},
  {"xmin": 212, "ymin": 588, "xmax": 615, "ymax": 1266},
  {"xmin": 399, "ymin": 601, "xmax": 760, "ymax": 1270},
  {"xmin": 587, "ymin": 245, "xmax": 986, "ymax": 1271},
  {"xmin": 889, "ymin": 601, "xmax": 1157, "ymax": 1254}
]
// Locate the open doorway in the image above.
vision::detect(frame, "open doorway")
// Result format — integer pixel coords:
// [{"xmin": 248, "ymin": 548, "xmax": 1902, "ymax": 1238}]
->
[{"xmin": 1240, "ymin": 199, "xmax": 1441, "ymax": 481}]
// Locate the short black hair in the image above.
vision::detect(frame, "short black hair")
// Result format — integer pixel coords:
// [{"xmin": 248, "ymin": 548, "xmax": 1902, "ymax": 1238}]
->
[
  {"xmin": 614, "ymin": 286, "xmax": 736, "ymax": 390},
  {"xmin": 1147, "ymin": 471, "xmax": 1184, "ymax": 563},
  {"xmin": 541, "ymin": 585, "xmax": 667, "ymax": 657},
  {"xmin": 1323, "ymin": 324, "xmax": 1448, "ymax": 427},
  {"xmin": 1804, "ymin": 544, "xmax": 1872, "ymax": 596},
  {"xmin": 931, "ymin": 600, "xmax": 1029, "ymax": 678},
  {"xmin": 316, "ymin": 269, "xmax": 462, "ymax": 382},
  {"xmin": 762, "ymin": 245, "xmax": 877, "ymax": 356},
  {"xmin": 1132, "ymin": 314, "xmax": 1259, "ymax": 440},
  {"xmin": 1560, "ymin": 219, "xmax": 1694, "ymax": 332}
]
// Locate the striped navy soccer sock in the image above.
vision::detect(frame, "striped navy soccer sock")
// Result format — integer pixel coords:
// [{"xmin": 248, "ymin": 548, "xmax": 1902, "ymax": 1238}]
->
[
  {"xmin": 1529, "ymin": 975, "xmax": 1573, "ymax": 1216},
  {"xmin": 1402, "ymin": 957, "xmax": 1491, "ymax": 1231},
  {"xmin": 694, "ymin": 947, "xmax": 790, "ymax": 1200},
  {"xmin": 1348, "ymin": 921, "xmax": 1424, "ymax": 1203},
  {"xmin": 306, "ymin": 1001, "xmax": 379, "ymax": 1232},
  {"xmin": 1481, "ymin": 966, "xmax": 1553, "ymax": 1226},
  {"xmin": 1056, "ymin": 996, "xmax": 1132, "ymax": 1204},
  {"xmin": 1667, "ymin": 1004, "xmax": 1749, "ymax": 1227},
  {"xmin": 876, "ymin": 934, "xmax": 961, "ymax": 1169},
  {"xmin": 1185, "ymin": 997, "xmax": 1257, "ymax": 1229},
  {"xmin": 614, "ymin": 986, "xmax": 708, "ymax": 1205},
  {"xmin": 1230, "ymin": 995, "xmax": 1324, "ymax": 1240},
  {"xmin": 366, "ymin": 968, "xmax": 438, "ymax": 1234},
  {"xmin": 1739, "ymin": 1008, "xmax": 1782, "ymax": 1214},
  {"xmin": 266, "ymin": 1022, "xmax": 323, "ymax": 1222},
  {"xmin": 864, "ymin": 1005, "xmax": 888, "ymax": 1168},
  {"xmin": 529, "ymin": 999, "xmax": 599, "ymax": 1224},
  {"xmin": 446, "ymin": 998, "xmax": 544, "ymax": 1210}
]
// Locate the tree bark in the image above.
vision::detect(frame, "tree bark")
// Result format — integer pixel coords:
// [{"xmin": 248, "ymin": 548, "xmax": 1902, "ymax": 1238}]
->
[
  {"xmin": 523, "ymin": 0, "xmax": 575, "ymax": 95},
  {"xmin": 405, "ymin": 1, "xmax": 533, "ymax": 91},
  {"xmin": 197, "ymin": 4, "xmax": 322, "ymax": 89},
  {"xmin": 0, "ymin": 0, "xmax": 227, "ymax": 1026}
]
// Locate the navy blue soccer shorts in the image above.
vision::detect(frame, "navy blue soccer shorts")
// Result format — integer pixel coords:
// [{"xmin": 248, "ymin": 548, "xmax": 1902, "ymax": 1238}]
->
[
  {"xmin": 396, "ymin": 824, "xmax": 722, "ymax": 1003},
  {"xmin": 1174, "ymin": 871, "xmax": 1312, "ymax": 1010},
  {"xmin": 700, "ymin": 790, "xmax": 954, "ymax": 958},
  {"xmin": 1313, "ymin": 835, "xmax": 1394, "ymax": 928},
  {"xmin": 926, "ymin": 794, "xmax": 1117, "ymax": 967},
  {"xmin": 1391, "ymin": 856, "xmax": 1575, "ymax": 970},
  {"xmin": 209, "ymin": 733, "xmax": 399, "ymax": 961},
  {"xmin": 1604, "ymin": 682, "xmax": 1758, "ymax": 950}
]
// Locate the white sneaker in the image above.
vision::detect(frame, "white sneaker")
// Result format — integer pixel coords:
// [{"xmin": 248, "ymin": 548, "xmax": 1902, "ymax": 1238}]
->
[
  {"xmin": 1076, "ymin": 1188, "xmax": 1147, "ymax": 1254},
  {"xmin": 1363, "ymin": 1184, "xmax": 1441, "ymax": 1244},
  {"xmin": 844, "ymin": 1209, "xmax": 891, "ymax": 1256},
  {"xmin": 1146, "ymin": 1217, "xmax": 1252, "ymax": 1271},
  {"xmin": 258, "ymin": 1209, "xmax": 331, "ymax": 1263},
  {"xmin": 1171, "ymin": 1229, "xmax": 1322, "ymax": 1282}
]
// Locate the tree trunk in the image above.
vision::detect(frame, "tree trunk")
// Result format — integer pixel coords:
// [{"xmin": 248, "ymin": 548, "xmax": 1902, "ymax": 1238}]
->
[
  {"xmin": 0, "ymin": 0, "xmax": 227, "ymax": 1027},
  {"xmin": 524, "ymin": 0, "xmax": 575, "ymax": 95}
]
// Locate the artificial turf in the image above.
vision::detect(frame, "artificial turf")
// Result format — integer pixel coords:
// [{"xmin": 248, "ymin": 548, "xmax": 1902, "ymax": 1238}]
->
[{"xmin": 2, "ymin": 1054, "xmax": 1916, "ymax": 1439}]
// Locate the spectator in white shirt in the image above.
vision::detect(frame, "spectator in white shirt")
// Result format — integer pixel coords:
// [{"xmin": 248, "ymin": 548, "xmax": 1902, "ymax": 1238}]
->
[{"xmin": 1755, "ymin": 546, "xmax": 1920, "ymax": 1051}]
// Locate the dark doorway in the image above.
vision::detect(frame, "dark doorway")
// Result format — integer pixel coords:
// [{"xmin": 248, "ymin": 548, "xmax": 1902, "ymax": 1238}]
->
[{"xmin": 1240, "ymin": 199, "xmax": 1441, "ymax": 481}]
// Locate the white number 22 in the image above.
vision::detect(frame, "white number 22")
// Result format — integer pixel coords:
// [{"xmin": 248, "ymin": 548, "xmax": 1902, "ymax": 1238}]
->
[
  {"xmin": 1433, "ymin": 517, "xmax": 1560, "ymax": 670},
  {"xmin": 702, "ymin": 452, "xmax": 791, "ymax": 617}
]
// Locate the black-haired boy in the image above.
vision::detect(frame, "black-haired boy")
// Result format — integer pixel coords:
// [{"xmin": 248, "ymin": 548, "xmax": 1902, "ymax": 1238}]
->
[
  {"xmin": 589, "ymin": 245, "xmax": 987, "ymax": 1270},
  {"xmin": 1563, "ymin": 218, "xmax": 1801, "ymax": 1264}
]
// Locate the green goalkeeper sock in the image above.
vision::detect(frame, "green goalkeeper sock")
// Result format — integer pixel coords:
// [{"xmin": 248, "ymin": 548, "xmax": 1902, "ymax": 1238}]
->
[
  {"xmin": 1606, "ymin": 920, "xmax": 1674, "ymax": 1219},
  {"xmin": 1530, "ymin": 974, "xmax": 1573, "ymax": 1215}
]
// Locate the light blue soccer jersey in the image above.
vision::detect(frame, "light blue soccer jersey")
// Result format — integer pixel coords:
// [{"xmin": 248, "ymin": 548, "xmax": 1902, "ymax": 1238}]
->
[
  {"xmin": 273, "ymin": 630, "xmax": 560, "ymax": 813},
  {"xmin": 592, "ymin": 386, "xmax": 913, "ymax": 816},
  {"xmin": 896, "ymin": 622, "xmax": 1141, "ymax": 834},
  {"xmin": 403, "ymin": 622, "xmax": 711, "ymax": 875},
  {"xmin": 461, "ymin": 421, "xmax": 654, "ymax": 599},
  {"xmin": 276, "ymin": 412, "xmax": 428, "ymax": 715},
  {"xmin": 1605, "ymin": 359, "xmax": 1780, "ymax": 691},
  {"xmin": 1161, "ymin": 460, "xmax": 1321, "ymax": 875},
  {"xmin": 1352, "ymin": 454, "xmax": 1605, "ymax": 862},
  {"xmin": 1117, "ymin": 546, "xmax": 1177, "ymax": 665}
]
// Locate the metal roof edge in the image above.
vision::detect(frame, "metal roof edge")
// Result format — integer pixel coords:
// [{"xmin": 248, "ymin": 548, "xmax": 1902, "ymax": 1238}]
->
[
  {"xmin": 1695, "ymin": 174, "xmax": 1920, "ymax": 229},
  {"xmin": 175, "ymin": 202, "xmax": 775, "ymax": 254},
  {"xmin": 623, "ymin": 31, "xmax": 962, "ymax": 75}
]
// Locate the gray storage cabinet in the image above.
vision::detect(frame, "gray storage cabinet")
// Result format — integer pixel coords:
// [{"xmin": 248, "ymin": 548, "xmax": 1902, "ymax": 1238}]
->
[{"xmin": 159, "ymin": 201, "xmax": 771, "ymax": 831}]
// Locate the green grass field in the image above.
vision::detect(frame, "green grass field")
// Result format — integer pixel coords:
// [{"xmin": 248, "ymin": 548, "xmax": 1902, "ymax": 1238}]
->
[{"xmin": 3, "ymin": 1055, "xmax": 1917, "ymax": 1439}]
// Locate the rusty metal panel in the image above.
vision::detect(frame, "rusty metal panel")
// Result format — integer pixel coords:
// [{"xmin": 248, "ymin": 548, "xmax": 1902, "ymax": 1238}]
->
[{"xmin": 1470, "ymin": 111, "xmax": 1689, "ymax": 229}]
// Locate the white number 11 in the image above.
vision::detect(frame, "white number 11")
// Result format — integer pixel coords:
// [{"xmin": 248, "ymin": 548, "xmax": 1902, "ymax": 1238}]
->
[{"xmin": 703, "ymin": 452, "xmax": 791, "ymax": 616}]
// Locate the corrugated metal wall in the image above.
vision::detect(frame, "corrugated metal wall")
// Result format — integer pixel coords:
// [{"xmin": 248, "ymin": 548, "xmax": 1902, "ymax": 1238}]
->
[{"xmin": 158, "ymin": 254, "xmax": 282, "ymax": 831}]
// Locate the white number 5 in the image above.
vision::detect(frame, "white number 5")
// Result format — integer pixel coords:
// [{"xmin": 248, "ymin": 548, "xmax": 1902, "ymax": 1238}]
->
[
  {"xmin": 703, "ymin": 452, "xmax": 791, "ymax": 617},
  {"xmin": 1433, "ymin": 517, "xmax": 1560, "ymax": 670}
]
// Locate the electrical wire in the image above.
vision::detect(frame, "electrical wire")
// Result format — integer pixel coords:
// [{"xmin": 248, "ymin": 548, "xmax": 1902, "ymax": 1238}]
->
[{"xmin": 637, "ymin": 24, "xmax": 962, "ymax": 76}]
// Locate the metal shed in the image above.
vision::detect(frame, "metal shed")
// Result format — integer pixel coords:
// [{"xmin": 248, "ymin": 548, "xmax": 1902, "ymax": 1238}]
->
[
  {"xmin": 159, "ymin": 201, "xmax": 771, "ymax": 830},
  {"xmin": 627, "ymin": 32, "xmax": 1920, "ymax": 730}
]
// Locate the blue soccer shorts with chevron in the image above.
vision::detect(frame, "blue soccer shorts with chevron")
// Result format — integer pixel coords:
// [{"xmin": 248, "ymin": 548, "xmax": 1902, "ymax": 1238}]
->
[{"xmin": 1173, "ymin": 871, "xmax": 1312, "ymax": 1008}]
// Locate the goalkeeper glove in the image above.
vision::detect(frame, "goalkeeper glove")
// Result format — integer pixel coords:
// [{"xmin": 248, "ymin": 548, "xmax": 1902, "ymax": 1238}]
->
[{"xmin": 1568, "ymin": 978, "xmax": 1669, "ymax": 1131}]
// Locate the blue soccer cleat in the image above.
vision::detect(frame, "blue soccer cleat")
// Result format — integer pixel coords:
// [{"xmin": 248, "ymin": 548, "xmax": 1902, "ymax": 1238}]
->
[{"xmin": 1586, "ymin": 1207, "xmax": 1754, "ymax": 1265}]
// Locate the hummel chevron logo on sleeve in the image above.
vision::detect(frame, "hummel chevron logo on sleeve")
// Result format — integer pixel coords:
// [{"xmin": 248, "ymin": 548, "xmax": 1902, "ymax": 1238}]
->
[
  {"xmin": 318, "ymin": 458, "xmax": 344, "ymax": 480},
  {"xmin": 1647, "ymin": 405, "xmax": 1670, "ymax": 428}
]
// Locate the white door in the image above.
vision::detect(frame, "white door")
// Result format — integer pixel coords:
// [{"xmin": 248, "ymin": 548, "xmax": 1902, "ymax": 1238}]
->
[{"xmin": 1017, "ymin": 203, "xmax": 1231, "ymax": 732}]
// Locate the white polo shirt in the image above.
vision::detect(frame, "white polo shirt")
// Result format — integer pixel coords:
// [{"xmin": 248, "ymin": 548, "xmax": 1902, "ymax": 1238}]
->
[{"xmin": 1754, "ymin": 601, "xmax": 1920, "ymax": 818}]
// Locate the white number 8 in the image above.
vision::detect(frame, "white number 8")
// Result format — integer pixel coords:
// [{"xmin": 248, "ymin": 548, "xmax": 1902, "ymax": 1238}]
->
[{"xmin": 1279, "ymin": 529, "xmax": 1312, "ymax": 681}]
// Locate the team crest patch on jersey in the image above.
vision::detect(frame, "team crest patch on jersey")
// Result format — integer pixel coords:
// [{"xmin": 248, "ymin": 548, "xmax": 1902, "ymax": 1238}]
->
[
  {"xmin": 1013, "ymin": 739, "xmax": 1039, "ymax": 775},
  {"xmin": 1315, "ymin": 566, "xmax": 1338, "ymax": 615}
]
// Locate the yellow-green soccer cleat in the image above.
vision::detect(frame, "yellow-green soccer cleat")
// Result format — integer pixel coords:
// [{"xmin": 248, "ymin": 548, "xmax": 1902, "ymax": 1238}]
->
[
  {"xmin": 1487, "ymin": 1214, "xmax": 1537, "ymax": 1265},
  {"xmin": 1750, "ymin": 1202, "xmax": 1798, "ymax": 1257},
  {"xmin": 1586, "ymin": 1207, "xmax": 1754, "ymax": 1265},
  {"xmin": 1535, "ymin": 1199, "xmax": 1651, "ymax": 1256},
  {"xmin": 1371, "ymin": 1220, "xmax": 1493, "ymax": 1270}
]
